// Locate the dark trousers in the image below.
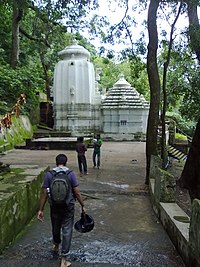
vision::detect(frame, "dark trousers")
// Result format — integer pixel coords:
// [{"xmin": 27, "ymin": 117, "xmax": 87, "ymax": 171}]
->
[
  {"xmin": 93, "ymin": 151, "xmax": 100, "ymax": 167},
  {"xmin": 77, "ymin": 155, "xmax": 87, "ymax": 173},
  {"xmin": 50, "ymin": 204, "xmax": 74, "ymax": 256}
]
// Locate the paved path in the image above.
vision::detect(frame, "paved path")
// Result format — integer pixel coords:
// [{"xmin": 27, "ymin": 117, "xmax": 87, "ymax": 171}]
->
[{"xmin": 0, "ymin": 142, "xmax": 185, "ymax": 266}]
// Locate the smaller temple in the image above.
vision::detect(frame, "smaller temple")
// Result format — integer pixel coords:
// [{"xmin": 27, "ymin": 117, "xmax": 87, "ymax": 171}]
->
[{"xmin": 101, "ymin": 74, "xmax": 149, "ymax": 140}]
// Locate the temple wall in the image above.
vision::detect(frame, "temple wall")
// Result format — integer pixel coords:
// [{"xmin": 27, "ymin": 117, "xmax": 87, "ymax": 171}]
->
[
  {"xmin": 53, "ymin": 60, "xmax": 96, "ymax": 105},
  {"xmin": 54, "ymin": 103, "xmax": 101, "ymax": 134},
  {"xmin": 102, "ymin": 108, "xmax": 149, "ymax": 134}
]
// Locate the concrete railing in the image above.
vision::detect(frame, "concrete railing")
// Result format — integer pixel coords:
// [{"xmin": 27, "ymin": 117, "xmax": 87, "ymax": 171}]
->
[{"xmin": 149, "ymin": 155, "xmax": 200, "ymax": 267}]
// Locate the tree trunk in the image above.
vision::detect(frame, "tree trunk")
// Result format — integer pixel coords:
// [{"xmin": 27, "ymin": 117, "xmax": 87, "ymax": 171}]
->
[
  {"xmin": 39, "ymin": 53, "xmax": 51, "ymax": 125},
  {"xmin": 161, "ymin": 62, "xmax": 168, "ymax": 168},
  {"xmin": 10, "ymin": 0, "xmax": 23, "ymax": 68},
  {"xmin": 178, "ymin": 118, "xmax": 200, "ymax": 201},
  {"xmin": 178, "ymin": 1, "xmax": 200, "ymax": 201},
  {"xmin": 145, "ymin": 0, "xmax": 161, "ymax": 184},
  {"xmin": 186, "ymin": 0, "xmax": 200, "ymax": 63},
  {"xmin": 161, "ymin": 2, "xmax": 183, "ymax": 169}
]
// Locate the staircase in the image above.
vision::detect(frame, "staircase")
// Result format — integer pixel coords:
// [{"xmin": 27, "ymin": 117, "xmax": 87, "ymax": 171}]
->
[{"xmin": 167, "ymin": 145, "xmax": 187, "ymax": 161}]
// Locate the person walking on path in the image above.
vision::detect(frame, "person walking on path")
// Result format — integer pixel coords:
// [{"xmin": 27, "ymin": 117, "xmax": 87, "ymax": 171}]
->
[
  {"xmin": 75, "ymin": 136, "xmax": 88, "ymax": 176},
  {"xmin": 93, "ymin": 134, "xmax": 102, "ymax": 169},
  {"xmin": 37, "ymin": 154, "xmax": 86, "ymax": 267}
]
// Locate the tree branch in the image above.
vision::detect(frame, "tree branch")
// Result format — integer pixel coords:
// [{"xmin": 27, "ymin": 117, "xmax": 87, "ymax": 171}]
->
[
  {"xmin": 19, "ymin": 27, "xmax": 51, "ymax": 47},
  {"xmin": 107, "ymin": 0, "xmax": 130, "ymax": 40},
  {"xmin": 28, "ymin": 1, "xmax": 61, "ymax": 27},
  {"xmin": 122, "ymin": 21, "xmax": 134, "ymax": 54}
]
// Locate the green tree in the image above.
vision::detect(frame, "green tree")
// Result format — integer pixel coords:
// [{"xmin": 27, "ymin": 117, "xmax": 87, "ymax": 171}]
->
[
  {"xmin": 160, "ymin": 1, "xmax": 183, "ymax": 168},
  {"xmin": 10, "ymin": 0, "xmax": 25, "ymax": 68},
  {"xmin": 0, "ymin": 1, "xmax": 12, "ymax": 63},
  {"xmin": 93, "ymin": 57, "xmax": 121, "ymax": 91},
  {"xmin": 0, "ymin": 64, "xmax": 43, "ymax": 114},
  {"xmin": 165, "ymin": 47, "xmax": 200, "ymax": 122},
  {"xmin": 93, "ymin": 53, "xmax": 149, "ymax": 100},
  {"xmin": 0, "ymin": 0, "xmax": 99, "ymax": 113}
]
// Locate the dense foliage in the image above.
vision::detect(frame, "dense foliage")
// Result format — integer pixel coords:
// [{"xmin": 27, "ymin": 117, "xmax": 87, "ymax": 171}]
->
[
  {"xmin": 0, "ymin": 64, "xmax": 43, "ymax": 114},
  {"xmin": 93, "ymin": 54, "xmax": 149, "ymax": 100},
  {"xmin": 0, "ymin": 0, "xmax": 99, "ymax": 117},
  {"xmin": 0, "ymin": 0, "xmax": 199, "ymax": 135}
]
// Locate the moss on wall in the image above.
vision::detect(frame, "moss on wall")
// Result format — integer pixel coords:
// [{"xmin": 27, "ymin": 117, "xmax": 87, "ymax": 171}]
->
[
  {"xmin": 0, "ymin": 116, "xmax": 48, "ymax": 253},
  {"xmin": 189, "ymin": 199, "xmax": 200, "ymax": 263},
  {"xmin": 0, "ymin": 115, "xmax": 33, "ymax": 153},
  {"xmin": 0, "ymin": 167, "xmax": 48, "ymax": 254}
]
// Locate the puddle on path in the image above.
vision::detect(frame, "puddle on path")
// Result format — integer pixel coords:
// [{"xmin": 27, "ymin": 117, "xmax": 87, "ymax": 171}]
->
[
  {"xmin": 0, "ymin": 236, "xmax": 185, "ymax": 267},
  {"xmin": 0, "ymin": 191, "xmax": 185, "ymax": 267},
  {"xmin": 98, "ymin": 181, "xmax": 129, "ymax": 189}
]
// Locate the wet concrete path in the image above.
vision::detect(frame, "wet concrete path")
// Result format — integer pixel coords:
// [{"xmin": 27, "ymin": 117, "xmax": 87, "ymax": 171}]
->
[{"xmin": 0, "ymin": 142, "xmax": 185, "ymax": 266}]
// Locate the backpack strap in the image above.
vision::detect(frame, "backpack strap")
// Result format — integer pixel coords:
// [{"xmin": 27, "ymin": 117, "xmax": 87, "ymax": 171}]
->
[
  {"xmin": 49, "ymin": 170, "xmax": 56, "ymax": 176},
  {"xmin": 49, "ymin": 169, "xmax": 72, "ymax": 176},
  {"xmin": 65, "ymin": 169, "xmax": 73, "ymax": 176}
]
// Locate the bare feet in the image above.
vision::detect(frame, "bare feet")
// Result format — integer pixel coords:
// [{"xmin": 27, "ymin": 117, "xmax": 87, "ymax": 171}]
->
[
  {"xmin": 60, "ymin": 257, "xmax": 71, "ymax": 267},
  {"xmin": 52, "ymin": 244, "xmax": 59, "ymax": 253}
]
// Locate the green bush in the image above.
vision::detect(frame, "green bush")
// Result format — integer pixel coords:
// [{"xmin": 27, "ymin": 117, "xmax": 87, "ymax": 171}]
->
[
  {"xmin": 166, "ymin": 111, "xmax": 195, "ymax": 137},
  {"xmin": 0, "ymin": 64, "xmax": 43, "ymax": 115},
  {"xmin": 175, "ymin": 133, "xmax": 187, "ymax": 141}
]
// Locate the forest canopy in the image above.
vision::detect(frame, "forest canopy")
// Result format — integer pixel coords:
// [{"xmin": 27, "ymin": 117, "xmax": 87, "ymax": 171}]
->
[{"xmin": 0, "ymin": 0, "xmax": 199, "ymax": 135}]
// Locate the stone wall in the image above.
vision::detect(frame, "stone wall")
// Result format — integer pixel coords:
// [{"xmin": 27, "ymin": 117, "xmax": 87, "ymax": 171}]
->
[
  {"xmin": 149, "ymin": 156, "xmax": 200, "ymax": 267},
  {"xmin": 0, "ymin": 115, "xmax": 46, "ymax": 253},
  {"xmin": 101, "ymin": 132, "xmax": 146, "ymax": 141},
  {"xmin": 0, "ymin": 115, "xmax": 33, "ymax": 153},
  {"xmin": 0, "ymin": 166, "xmax": 48, "ymax": 253},
  {"xmin": 189, "ymin": 199, "xmax": 200, "ymax": 266}
]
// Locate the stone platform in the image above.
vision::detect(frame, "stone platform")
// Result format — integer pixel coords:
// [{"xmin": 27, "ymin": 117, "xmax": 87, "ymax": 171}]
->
[{"xmin": 25, "ymin": 137, "xmax": 92, "ymax": 150}]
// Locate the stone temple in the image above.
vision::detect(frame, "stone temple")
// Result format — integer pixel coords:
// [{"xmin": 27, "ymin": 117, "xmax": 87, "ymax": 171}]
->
[
  {"xmin": 101, "ymin": 74, "xmax": 149, "ymax": 140},
  {"xmin": 53, "ymin": 41, "xmax": 101, "ymax": 135},
  {"xmin": 53, "ymin": 41, "xmax": 149, "ymax": 140}
]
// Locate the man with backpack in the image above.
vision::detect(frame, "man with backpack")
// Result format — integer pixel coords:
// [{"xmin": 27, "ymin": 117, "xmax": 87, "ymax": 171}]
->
[{"xmin": 37, "ymin": 154, "xmax": 86, "ymax": 267}]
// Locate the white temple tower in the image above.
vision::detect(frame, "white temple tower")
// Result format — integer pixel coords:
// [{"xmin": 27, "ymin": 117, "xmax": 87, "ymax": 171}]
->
[{"xmin": 53, "ymin": 41, "xmax": 101, "ymax": 135}]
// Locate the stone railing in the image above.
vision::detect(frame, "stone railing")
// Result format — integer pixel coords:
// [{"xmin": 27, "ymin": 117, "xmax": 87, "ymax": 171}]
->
[{"xmin": 149, "ymin": 155, "xmax": 200, "ymax": 267}]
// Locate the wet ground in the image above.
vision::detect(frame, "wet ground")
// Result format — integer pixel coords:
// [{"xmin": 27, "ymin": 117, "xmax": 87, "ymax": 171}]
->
[{"xmin": 0, "ymin": 142, "xmax": 185, "ymax": 266}]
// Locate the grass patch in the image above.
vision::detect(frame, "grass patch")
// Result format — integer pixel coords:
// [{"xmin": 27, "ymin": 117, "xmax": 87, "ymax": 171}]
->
[{"xmin": 175, "ymin": 133, "xmax": 187, "ymax": 141}]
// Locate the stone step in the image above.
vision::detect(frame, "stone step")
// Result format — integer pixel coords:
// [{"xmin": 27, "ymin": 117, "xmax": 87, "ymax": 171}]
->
[
  {"xmin": 167, "ymin": 145, "xmax": 187, "ymax": 161},
  {"xmin": 24, "ymin": 137, "xmax": 92, "ymax": 150}
]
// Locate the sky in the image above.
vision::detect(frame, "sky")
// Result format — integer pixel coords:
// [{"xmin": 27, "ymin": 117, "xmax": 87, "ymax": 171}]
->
[
  {"xmin": 81, "ymin": 0, "xmax": 199, "ymax": 55},
  {"xmin": 83, "ymin": 0, "xmax": 145, "ymax": 53}
]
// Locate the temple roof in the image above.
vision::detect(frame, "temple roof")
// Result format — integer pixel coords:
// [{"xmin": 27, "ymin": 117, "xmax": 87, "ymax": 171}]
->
[
  {"xmin": 58, "ymin": 40, "xmax": 90, "ymax": 61},
  {"xmin": 102, "ymin": 74, "xmax": 149, "ymax": 109}
]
